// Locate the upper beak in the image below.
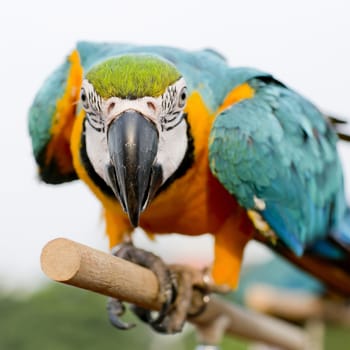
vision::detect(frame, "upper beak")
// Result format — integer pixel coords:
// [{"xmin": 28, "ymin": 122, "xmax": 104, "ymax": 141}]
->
[{"xmin": 105, "ymin": 110, "xmax": 163, "ymax": 227}]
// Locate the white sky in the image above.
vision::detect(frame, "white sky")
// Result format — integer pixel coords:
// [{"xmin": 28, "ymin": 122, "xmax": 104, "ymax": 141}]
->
[{"xmin": 1, "ymin": 0, "xmax": 350, "ymax": 291}]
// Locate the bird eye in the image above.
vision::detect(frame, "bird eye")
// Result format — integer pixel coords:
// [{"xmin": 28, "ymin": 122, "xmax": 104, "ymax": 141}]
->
[
  {"xmin": 178, "ymin": 87, "xmax": 187, "ymax": 108},
  {"xmin": 80, "ymin": 88, "xmax": 89, "ymax": 108}
]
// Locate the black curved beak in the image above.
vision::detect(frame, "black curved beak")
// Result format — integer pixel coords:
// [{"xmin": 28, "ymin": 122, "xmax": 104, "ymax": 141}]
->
[{"xmin": 105, "ymin": 110, "xmax": 163, "ymax": 227}]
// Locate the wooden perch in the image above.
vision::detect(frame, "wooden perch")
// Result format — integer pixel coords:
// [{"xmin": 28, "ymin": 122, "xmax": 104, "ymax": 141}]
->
[
  {"xmin": 41, "ymin": 237, "xmax": 161, "ymax": 310},
  {"xmin": 245, "ymin": 284, "xmax": 350, "ymax": 325},
  {"xmin": 41, "ymin": 238, "xmax": 308, "ymax": 350}
]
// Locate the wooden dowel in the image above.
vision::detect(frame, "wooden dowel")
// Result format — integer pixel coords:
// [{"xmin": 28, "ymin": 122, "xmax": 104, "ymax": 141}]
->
[
  {"xmin": 246, "ymin": 284, "xmax": 350, "ymax": 326},
  {"xmin": 245, "ymin": 285, "xmax": 324, "ymax": 321},
  {"xmin": 193, "ymin": 297, "xmax": 306, "ymax": 350},
  {"xmin": 41, "ymin": 237, "xmax": 162, "ymax": 310},
  {"xmin": 41, "ymin": 238, "xmax": 307, "ymax": 350}
]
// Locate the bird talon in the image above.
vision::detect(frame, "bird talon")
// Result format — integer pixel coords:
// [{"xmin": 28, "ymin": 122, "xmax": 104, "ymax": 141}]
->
[
  {"xmin": 150, "ymin": 276, "xmax": 178, "ymax": 325},
  {"xmin": 107, "ymin": 297, "xmax": 135, "ymax": 330},
  {"xmin": 111, "ymin": 242, "xmax": 179, "ymax": 332},
  {"xmin": 110, "ymin": 243, "xmax": 216, "ymax": 333},
  {"xmin": 187, "ymin": 286, "xmax": 210, "ymax": 318},
  {"xmin": 131, "ymin": 272, "xmax": 178, "ymax": 331}
]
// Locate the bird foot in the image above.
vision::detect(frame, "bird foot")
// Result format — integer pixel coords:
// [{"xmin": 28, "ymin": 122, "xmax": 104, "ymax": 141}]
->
[
  {"xmin": 107, "ymin": 296, "xmax": 135, "ymax": 330},
  {"xmin": 107, "ymin": 242, "xmax": 177, "ymax": 332},
  {"xmin": 107, "ymin": 242, "xmax": 226, "ymax": 334}
]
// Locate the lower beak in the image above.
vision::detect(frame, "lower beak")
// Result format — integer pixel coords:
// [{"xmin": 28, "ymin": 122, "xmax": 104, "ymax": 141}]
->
[{"xmin": 105, "ymin": 110, "xmax": 163, "ymax": 227}]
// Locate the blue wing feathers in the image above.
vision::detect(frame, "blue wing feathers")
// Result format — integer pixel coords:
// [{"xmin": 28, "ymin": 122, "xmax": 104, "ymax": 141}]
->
[
  {"xmin": 209, "ymin": 76, "xmax": 347, "ymax": 256},
  {"xmin": 28, "ymin": 59, "xmax": 70, "ymax": 160}
]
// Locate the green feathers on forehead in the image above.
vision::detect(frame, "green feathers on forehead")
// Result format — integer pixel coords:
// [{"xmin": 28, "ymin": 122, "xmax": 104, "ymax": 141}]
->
[{"xmin": 86, "ymin": 54, "xmax": 182, "ymax": 99}]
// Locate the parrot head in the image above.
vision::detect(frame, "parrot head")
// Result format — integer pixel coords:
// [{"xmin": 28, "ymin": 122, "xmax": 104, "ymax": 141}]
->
[{"xmin": 80, "ymin": 54, "xmax": 189, "ymax": 227}]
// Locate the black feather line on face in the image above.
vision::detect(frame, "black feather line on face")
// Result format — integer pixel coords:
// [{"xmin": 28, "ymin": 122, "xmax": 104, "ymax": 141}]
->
[
  {"xmin": 156, "ymin": 113, "xmax": 194, "ymax": 195},
  {"xmin": 163, "ymin": 118, "xmax": 183, "ymax": 131},
  {"xmin": 164, "ymin": 115, "xmax": 178, "ymax": 123},
  {"xmin": 86, "ymin": 114, "xmax": 105, "ymax": 133}
]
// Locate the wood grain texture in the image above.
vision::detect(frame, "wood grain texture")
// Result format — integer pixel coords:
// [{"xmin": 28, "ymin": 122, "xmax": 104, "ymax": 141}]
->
[{"xmin": 41, "ymin": 238, "xmax": 161, "ymax": 310}]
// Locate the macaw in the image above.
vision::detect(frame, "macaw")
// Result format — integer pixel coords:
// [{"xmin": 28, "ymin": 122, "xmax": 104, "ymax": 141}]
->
[{"xmin": 29, "ymin": 42, "xmax": 350, "ymax": 332}]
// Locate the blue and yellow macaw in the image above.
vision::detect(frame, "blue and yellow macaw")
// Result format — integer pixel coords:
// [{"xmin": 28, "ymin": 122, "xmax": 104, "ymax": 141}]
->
[{"xmin": 29, "ymin": 42, "xmax": 350, "ymax": 331}]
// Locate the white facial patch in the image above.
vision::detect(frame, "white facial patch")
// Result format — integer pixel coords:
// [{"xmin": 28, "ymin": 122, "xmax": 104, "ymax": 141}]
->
[
  {"xmin": 85, "ymin": 119, "xmax": 109, "ymax": 182},
  {"xmin": 102, "ymin": 96, "xmax": 163, "ymax": 128},
  {"xmin": 156, "ymin": 118, "xmax": 188, "ymax": 182},
  {"xmin": 82, "ymin": 77, "xmax": 189, "ymax": 187},
  {"xmin": 154, "ymin": 77, "xmax": 188, "ymax": 183}
]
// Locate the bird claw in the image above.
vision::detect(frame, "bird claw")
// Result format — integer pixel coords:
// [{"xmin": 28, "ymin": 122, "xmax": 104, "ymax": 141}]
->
[
  {"xmin": 109, "ymin": 242, "xmax": 218, "ymax": 334},
  {"xmin": 109, "ymin": 242, "xmax": 178, "ymax": 332},
  {"xmin": 107, "ymin": 297, "xmax": 135, "ymax": 330},
  {"xmin": 131, "ymin": 281, "xmax": 177, "ymax": 326}
]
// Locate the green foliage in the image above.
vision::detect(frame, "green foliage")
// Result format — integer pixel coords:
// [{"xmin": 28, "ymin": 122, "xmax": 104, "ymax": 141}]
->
[
  {"xmin": 0, "ymin": 283, "xmax": 247, "ymax": 350},
  {"xmin": 3, "ymin": 283, "xmax": 350, "ymax": 349},
  {"xmin": 325, "ymin": 325, "xmax": 350, "ymax": 350},
  {"xmin": 0, "ymin": 284, "xmax": 147, "ymax": 349}
]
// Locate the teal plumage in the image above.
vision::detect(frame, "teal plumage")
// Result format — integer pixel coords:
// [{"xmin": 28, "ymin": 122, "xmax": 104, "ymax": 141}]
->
[
  {"xmin": 29, "ymin": 42, "xmax": 270, "ymax": 183},
  {"xmin": 210, "ymin": 77, "xmax": 348, "ymax": 258},
  {"xmin": 76, "ymin": 42, "xmax": 269, "ymax": 112},
  {"xmin": 28, "ymin": 60, "xmax": 71, "ymax": 163}
]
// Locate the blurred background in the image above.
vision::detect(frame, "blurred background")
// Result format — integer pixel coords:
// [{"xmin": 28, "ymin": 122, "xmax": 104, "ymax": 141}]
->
[{"xmin": 1, "ymin": 0, "xmax": 350, "ymax": 348}]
